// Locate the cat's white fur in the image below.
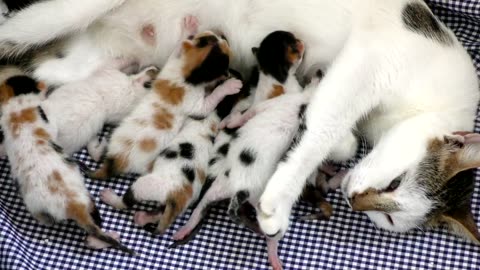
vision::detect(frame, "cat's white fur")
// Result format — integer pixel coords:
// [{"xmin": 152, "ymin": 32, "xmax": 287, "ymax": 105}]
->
[
  {"xmin": 41, "ymin": 61, "xmax": 158, "ymax": 156},
  {"xmin": 0, "ymin": 0, "xmax": 478, "ymax": 243}
]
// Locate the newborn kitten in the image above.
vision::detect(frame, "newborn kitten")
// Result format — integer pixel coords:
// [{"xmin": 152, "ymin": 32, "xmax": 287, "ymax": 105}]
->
[
  {"xmin": 41, "ymin": 59, "xmax": 158, "ymax": 156},
  {"xmin": 0, "ymin": 75, "xmax": 134, "ymax": 254}
]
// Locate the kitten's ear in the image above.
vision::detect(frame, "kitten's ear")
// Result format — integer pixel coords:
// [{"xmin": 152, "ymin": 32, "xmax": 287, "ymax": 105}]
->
[
  {"xmin": 182, "ymin": 40, "xmax": 194, "ymax": 51},
  {"xmin": 251, "ymin": 47, "xmax": 259, "ymax": 56},
  {"xmin": 441, "ymin": 203, "xmax": 480, "ymax": 244},
  {"xmin": 0, "ymin": 82, "xmax": 14, "ymax": 104},
  {"xmin": 444, "ymin": 133, "xmax": 480, "ymax": 177}
]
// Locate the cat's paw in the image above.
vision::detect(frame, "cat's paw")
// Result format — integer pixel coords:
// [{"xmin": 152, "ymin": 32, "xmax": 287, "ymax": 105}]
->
[
  {"xmin": 219, "ymin": 78, "xmax": 242, "ymax": 95},
  {"xmin": 219, "ymin": 111, "xmax": 242, "ymax": 129},
  {"xmin": 183, "ymin": 15, "xmax": 199, "ymax": 36}
]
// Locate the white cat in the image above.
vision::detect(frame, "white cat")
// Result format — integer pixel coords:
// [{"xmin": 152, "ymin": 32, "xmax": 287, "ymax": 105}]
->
[{"xmin": 0, "ymin": 0, "xmax": 478, "ymax": 251}]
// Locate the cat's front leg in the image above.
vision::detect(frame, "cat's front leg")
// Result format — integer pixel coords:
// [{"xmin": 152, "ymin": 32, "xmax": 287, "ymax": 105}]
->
[
  {"xmin": 190, "ymin": 78, "xmax": 242, "ymax": 117},
  {"xmin": 257, "ymin": 42, "xmax": 384, "ymax": 238},
  {"xmin": 342, "ymin": 113, "xmax": 450, "ymax": 202}
]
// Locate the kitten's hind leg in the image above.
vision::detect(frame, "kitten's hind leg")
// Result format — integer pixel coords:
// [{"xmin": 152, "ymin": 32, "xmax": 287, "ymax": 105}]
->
[
  {"xmin": 100, "ymin": 187, "xmax": 138, "ymax": 210},
  {"xmin": 172, "ymin": 176, "xmax": 233, "ymax": 241}
]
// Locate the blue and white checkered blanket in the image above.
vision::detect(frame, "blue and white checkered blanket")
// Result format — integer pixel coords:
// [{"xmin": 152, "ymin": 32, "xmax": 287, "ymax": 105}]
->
[{"xmin": 1, "ymin": 1, "xmax": 479, "ymax": 269}]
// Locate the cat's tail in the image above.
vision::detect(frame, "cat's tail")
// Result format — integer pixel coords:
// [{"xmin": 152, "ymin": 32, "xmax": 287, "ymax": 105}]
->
[
  {"xmin": 69, "ymin": 201, "xmax": 136, "ymax": 255},
  {"xmin": 0, "ymin": 0, "xmax": 126, "ymax": 57}
]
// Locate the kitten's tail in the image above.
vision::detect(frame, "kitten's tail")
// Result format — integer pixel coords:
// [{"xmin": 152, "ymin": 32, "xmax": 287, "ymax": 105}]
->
[
  {"xmin": 70, "ymin": 202, "xmax": 135, "ymax": 255},
  {"xmin": 0, "ymin": 0, "xmax": 126, "ymax": 57}
]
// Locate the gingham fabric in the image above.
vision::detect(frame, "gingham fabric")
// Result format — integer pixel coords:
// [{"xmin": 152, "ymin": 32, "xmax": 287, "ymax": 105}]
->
[{"xmin": 1, "ymin": 1, "xmax": 480, "ymax": 269}]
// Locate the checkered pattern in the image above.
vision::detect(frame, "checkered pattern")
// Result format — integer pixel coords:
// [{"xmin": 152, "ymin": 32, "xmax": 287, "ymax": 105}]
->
[{"xmin": 1, "ymin": 1, "xmax": 480, "ymax": 269}]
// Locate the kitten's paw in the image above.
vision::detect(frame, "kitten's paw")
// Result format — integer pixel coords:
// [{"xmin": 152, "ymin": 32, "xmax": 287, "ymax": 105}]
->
[
  {"xmin": 100, "ymin": 188, "xmax": 121, "ymax": 206},
  {"xmin": 219, "ymin": 111, "xmax": 241, "ymax": 129},
  {"xmin": 134, "ymin": 65, "xmax": 160, "ymax": 85},
  {"xmin": 220, "ymin": 78, "xmax": 242, "ymax": 95},
  {"xmin": 183, "ymin": 15, "xmax": 199, "ymax": 36}
]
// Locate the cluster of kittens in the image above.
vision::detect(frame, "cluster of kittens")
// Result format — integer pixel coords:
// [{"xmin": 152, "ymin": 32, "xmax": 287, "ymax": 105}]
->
[
  {"xmin": 0, "ymin": 15, "xmax": 352, "ymax": 269},
  {"xmin": 1, "ymin": 0, "xmax": 480, "ymax": 269}
]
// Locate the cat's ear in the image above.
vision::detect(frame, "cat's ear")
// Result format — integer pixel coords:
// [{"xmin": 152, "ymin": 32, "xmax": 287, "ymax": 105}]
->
[
  {"xmin": 0, "ymin": 82, "xmax": 14, "ymax": 104},
  {"xmin": 251, "ymin": 47, "xmax": 259, "ymax": 56},
  {"xmin": 182, "ymin": 40, "xmax": 194, "ymax": 51},
  {"xmin": 441, "ymin": 203, "xmax": 480, "ymax": 244},
  {"xmin": 443, "ymin": 133, "xmax": 480, "ymax": 178}
]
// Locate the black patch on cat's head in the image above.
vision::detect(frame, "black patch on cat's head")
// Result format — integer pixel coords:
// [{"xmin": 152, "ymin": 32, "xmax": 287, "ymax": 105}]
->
[
  {"xmin": 179, "ymin": 143, "xmax": 195, "ymax": 160},
  {"xmin": 223, "ymin": 127, "xmax": 239, "ymax": 139},
  {"xmin": 224, "ymin": 169, "xmax": 230, "ymax": 177},
  {"xmin": 161, "ymin": 149, "xmax": 178, "ymax": 159},
  {"xmin": 182, "ymin": 166, "xmax": 196, "ymax": 183},
  {"xmin": 254, "ymin": 31, "xmax": 304, "ymax": 83},
  {"xmin": 217, "ymin": 143, "xmax": 230, "ymax": 156},
  {"xmin": 402, "ymin": 2, "xmax": 453, "ymax": 45},
  {"xmin": 208, "ymin": 157, "xmax": 218, "ymax": 166},
  {"xmin": 239, "ymin": 149, "xmax": 256, "ymax": 166},
  {"xmin": 184, "ymin": 33, "xmax": 231, "ymax": 85},
  {"xmin": 5, "ymin": 75, "xmax": 43, "ymax": 97}
]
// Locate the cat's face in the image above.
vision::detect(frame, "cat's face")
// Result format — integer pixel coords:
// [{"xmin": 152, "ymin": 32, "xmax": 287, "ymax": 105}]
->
[
  {"xmin": 253, "ymin": 31, "xmax": 304, "ymax": 83},
  {"xmin": 181, "ymin": 31, "xmax": 232, "ymax": 85},
  {"xmin": 0, "ymin": 75, "xmax": 46, "ymax": 104},
  {"xmin": 345, "ymin": 134, "xmax": 480, "ymax": 243}
]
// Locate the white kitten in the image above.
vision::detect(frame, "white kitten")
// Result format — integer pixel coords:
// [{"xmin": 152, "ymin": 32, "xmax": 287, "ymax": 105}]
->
[{"xmin": 41, "ymin": 59, "xmax": 158, "ymax": 156}]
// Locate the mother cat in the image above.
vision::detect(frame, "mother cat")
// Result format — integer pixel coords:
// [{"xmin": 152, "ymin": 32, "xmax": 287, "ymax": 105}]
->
[{"xmin": 0, "ymin": 0, "xmax": 479, "ymax": 245}]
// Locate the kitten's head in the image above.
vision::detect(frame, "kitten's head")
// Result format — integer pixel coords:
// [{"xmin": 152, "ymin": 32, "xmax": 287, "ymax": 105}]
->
[
  {"xmin": 0, "ymin": 75, "xmax": 46, "ymax": 104},
  {"xmin": 344, "ymin": 133, "xmax": 480, "ymax": 243},
  {"xmin": 252, "ymin": 31, "xmax": 304, "ymax": 83},
  {"xmin": 181, "ymin": 31, "xmax": 232, "ymax": 85}
]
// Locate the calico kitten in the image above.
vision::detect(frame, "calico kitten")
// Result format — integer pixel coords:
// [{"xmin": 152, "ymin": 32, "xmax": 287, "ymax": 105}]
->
[{"xmin": 0, "ymin": 75, "xmax": 134, "ymax": 254}]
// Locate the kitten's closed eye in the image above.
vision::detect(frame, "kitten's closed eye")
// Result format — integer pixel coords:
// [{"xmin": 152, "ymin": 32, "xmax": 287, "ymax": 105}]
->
[{"xmin": 143, "ymin": 81, "xmax": 152, "ymax": 89}]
